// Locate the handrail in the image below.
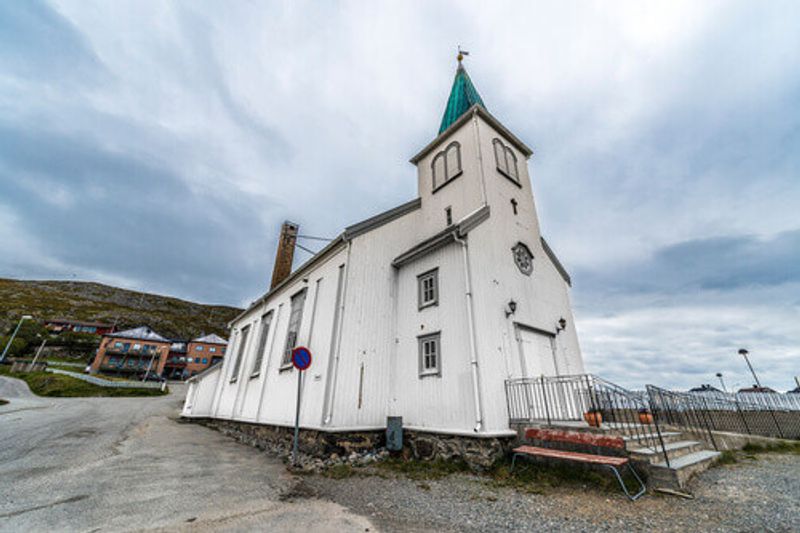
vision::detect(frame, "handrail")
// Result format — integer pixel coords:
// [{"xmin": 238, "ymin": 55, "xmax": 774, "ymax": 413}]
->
[{"xmin": 505, "ymin": 374, "xmax": 672, "ymax": 466}]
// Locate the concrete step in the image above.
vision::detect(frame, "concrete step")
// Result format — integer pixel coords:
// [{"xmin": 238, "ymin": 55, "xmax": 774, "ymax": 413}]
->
[
  {"xmin": 623, "ymin": 431, "xmax": 683, "ymax": 445},
  {"xmin": 648, "ymin": 450, "xmax": 722, "ymax": 490},
  {"xmin": 629, "ymin": 440, "xmax": 704, "ymax": 463}
]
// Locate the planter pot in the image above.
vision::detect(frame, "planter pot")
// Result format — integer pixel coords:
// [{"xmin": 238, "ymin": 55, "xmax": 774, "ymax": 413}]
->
[
  {"xmin": 638, "ymin": 412, "xmax": 654, "ymax": 425},
  {"xmin": 583, "ymin": 411, "xmax": 602, "ymax": 427}
]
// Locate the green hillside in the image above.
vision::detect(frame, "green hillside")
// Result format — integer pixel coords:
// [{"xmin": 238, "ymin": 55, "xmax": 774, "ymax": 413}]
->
[{"xmin": 0, "ymin": 278, "xmax": 242, "ymax": 341}]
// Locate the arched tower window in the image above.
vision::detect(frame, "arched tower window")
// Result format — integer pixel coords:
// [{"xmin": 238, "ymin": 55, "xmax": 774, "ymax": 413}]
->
[
  {"xmin": 431, "ymin": 142, "xmax": 462, "ymax": 190},
  {"xmin": 493, "ymin": 138, "xmax": 520, "ymax": 185}
]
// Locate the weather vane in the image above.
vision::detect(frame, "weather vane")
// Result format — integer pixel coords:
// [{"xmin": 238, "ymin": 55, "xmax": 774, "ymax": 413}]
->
[{"xmin": 457, "ymin": 45, "xmax": 470, "ymax": 63}]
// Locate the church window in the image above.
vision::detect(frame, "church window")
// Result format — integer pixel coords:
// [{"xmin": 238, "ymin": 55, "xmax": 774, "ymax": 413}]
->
[
  {"xmin": 282, "ymin": 289, "xmax": 307, "ymax": 368},
  {"xmin": 230, "ymin": 325, "xmax": 250, "ymax": 383},
  {"xmin": 431, "ymin": 142, "xmax": 462, "ymax": 190},
  {"xmin": 418, "ymin": 269, "xmax": 439, "ymax": 309},
  {"xmin": 418, "ymin": 333, "xmax": 441, "ymax": 376},
  {"xmin": 251, "ymin": 311, "xmax": 273, "ymax": 377},
  {"xmin": 493, "ymin": 138, "xmax": 520, "ymax": 185},
  {"xmin": 512, "ymin": 242, "xmax": 534, "ymax": 276}
]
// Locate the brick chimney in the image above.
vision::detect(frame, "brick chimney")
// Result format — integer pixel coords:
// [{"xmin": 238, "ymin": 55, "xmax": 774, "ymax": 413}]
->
[{"xmin": 270, "ymin": 221, "xmax": 299, "ymax": 289}]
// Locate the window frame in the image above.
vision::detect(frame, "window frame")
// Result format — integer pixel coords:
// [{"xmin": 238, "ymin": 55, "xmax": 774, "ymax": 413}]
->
[
  {"xmin": 431, "ymin": 142, "xmax": 463, "ymax": 193},
  {"xmin": 418, "ymin": 332, "xmax": 442, "ymax": 377},
  {"xmin": 281, "ymin": 289, "xmax": 308, "ymax": 370},
  {"xmin": 417, "ymin": 268, "xmax": 439, "ymax": 310},
  {"xmin": 229, "ymin": 324, "xmax": 251, "ymax": 383},
  {"xmin": 250, "ymin": 310, "xmax": 274, "ymax": 378},
  {"xmin": 493, "ymin": 138, "xmax": 522, "ymax": 187}
]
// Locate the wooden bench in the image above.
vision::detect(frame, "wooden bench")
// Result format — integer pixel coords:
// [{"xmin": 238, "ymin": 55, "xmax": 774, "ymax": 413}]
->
[{"xmin": 512, "ymin": 428, "xmax": 646, "ymax": 501}]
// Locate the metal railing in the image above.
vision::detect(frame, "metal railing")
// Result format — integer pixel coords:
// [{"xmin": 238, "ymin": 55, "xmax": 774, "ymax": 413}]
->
[
  {"xmin": 647, "ymin": 386, "xmax": 800, "ymax": 441},
  {"xmin": 506, "ymin": 375, "xmax": 672, "ymax": 466}
]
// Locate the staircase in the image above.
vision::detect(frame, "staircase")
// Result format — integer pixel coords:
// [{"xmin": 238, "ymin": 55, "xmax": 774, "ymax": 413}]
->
[
  {"xmin": 622, "ymin": 429, "xmax": 721, "ymax": 490},
  {"xmin": 518, "ymin": 423, "xmax": 721, "ymax": 491}
]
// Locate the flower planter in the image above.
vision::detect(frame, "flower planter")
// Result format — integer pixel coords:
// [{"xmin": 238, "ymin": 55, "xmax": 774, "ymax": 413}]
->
[
  {"xmin": 638, "ymin": 412, "xmax": 654, "ymax": 425},
  {"xmin": 583, "ymin": 411, "xmax": 602, "ymax": 427}
]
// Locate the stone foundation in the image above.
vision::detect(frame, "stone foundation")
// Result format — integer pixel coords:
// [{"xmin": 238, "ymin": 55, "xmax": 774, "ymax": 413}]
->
[{"xmin": 189, "ymin": 418, "xmax": 512, "ymax": 471}]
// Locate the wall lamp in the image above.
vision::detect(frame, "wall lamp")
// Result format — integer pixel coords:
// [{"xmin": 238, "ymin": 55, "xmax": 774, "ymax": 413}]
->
[
  {"xmin": 505, "ymin": 300, "xmax": 517, "ymax": 318},
  {"xmin": 556, "ymin": 317, "xmax": 567, "ymax": 333}
]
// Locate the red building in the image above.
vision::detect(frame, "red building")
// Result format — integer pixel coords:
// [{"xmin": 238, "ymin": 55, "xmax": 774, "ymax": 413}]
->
[
  {"xmin": 184, "ymin": 333, "xmax": 227, "ymax": 378},
  {"xmin": 46, "ymin": 319, "xmax": 115, "ymax": 336},
  {"xmin": 91, "ymin": 326, "xmax": 171, "ymax": 377}
]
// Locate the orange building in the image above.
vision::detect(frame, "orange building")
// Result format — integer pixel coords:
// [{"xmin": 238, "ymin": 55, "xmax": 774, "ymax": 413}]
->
[
  {"xmin": 91, "ymin": 326, "xmax": 171, "ymax": 378},
  {"xmin": 184, "ymin": 333, "xmax": 227, "ymax": 378}
]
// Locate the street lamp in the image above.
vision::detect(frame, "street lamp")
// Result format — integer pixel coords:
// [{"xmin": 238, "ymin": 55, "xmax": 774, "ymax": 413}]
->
[
  {"xmin": 738, "ymin": 348, "xmax": 762, "ymax": 389},
  {"xmin": 715, "ymin": 372, "xmax": 729, "ymax": 393},
  {"xmin": 0, "ymin": 315, "xmax": 33, "ymax": 363}
]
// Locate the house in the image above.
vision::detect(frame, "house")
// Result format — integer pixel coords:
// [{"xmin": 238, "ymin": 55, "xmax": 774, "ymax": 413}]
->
[
  {"xmin": 182, "ymin": 59, "xmax": 584, "ymax": 442},
  {"xmin": 184, "ymin": 334, "xmax": 227, "ymax": 377},
  {"xmin": 45, "ymin": 319, "xmax": 115, "ymax": 336},
  {"xmin": 90, "ymin": 326, "xmax": 171, "ymax": 377},
  {"xmin": 163, "ymin": 341, "xmax": 189, "ymax": 380}
]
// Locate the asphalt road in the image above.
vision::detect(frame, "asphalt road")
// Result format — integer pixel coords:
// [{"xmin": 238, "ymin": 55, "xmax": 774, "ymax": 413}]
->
[{"xmin": 0, "ymin": 376, "xmax": 374, "ymax": 532}]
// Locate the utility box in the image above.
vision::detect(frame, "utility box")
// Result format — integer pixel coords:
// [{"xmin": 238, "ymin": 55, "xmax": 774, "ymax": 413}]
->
[{"xmin": 386, "ymin": 416, "xmax": 403, "ymax": 451}]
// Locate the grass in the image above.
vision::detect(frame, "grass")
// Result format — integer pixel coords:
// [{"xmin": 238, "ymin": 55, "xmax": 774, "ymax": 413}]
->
[
  {"xmin": 717, "ymin": 450, "xmax": 738, "ymax": 465},
  {"xmin": 366, "ymin": 455, "xmax": 632, "ymax": 496},
  {"xmin": 0, "ymin": 278, "xmax": 241, "ymax": 340},
  {"xmin": 0, "ymin": 366, "xmax": 167, "ymax": 397},
  {"xmin": 741, "ymin": 441, "xmax": 800, "ymax": 455}
]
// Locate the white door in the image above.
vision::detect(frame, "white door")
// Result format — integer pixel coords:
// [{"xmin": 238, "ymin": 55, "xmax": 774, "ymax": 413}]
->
[{"xmin": 517, "ymin": 327, "xmax": 557, "ymax": 377}]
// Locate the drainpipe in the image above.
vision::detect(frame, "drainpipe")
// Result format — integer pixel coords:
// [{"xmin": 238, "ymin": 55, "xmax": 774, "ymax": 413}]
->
[
  {"xmin": 454, "ymin": 233, "xmax": 484, "ymax": 432},
  {"xmin": 324, "ymin": 239, "xmax": 352, "ymax": 425}
]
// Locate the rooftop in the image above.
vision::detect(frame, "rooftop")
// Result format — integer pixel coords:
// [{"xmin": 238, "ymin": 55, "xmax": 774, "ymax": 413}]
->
[
  {"xmin": 192, "ymin": 333, "xmax": 228, "ymax": 345},
  {"xmin": 108, "ymin": 326, "xmax": 169, "ymax": 342}
]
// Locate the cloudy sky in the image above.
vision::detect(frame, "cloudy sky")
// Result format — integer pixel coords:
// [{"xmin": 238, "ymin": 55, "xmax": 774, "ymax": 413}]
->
[{"xmin": 1, "ymin": 1, "xmax": 798, "ymax": 390}]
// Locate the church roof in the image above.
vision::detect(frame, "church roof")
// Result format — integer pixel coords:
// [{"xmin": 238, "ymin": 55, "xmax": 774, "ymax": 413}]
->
[{"xmin": 438, "ymin": 63, "xmax": 486, "ymax": 134}]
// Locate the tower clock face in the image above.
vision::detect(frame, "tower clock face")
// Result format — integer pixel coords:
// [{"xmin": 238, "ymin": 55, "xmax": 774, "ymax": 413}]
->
[{"xmin": 512, "ymin": 243, "xmax": 534, "ymax": 276}]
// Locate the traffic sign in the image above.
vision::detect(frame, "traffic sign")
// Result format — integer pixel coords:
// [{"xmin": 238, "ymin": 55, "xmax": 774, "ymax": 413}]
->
[{"xmin": 291, "ymin": 346, "xmax": 312, "ymax": 371}]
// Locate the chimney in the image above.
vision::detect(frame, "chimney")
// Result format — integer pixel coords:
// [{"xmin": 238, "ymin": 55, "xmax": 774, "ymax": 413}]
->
[{"xmin": 270, "ymin": 221, "xmax": 299, "ymax": 289}]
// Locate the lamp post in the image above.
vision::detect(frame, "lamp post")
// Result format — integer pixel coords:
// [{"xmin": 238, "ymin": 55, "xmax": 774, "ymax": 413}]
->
[
  {"xmin": 715, "ymin": 372, "xmax": 729, "ymax": 394},
  {"xmin": 738, "ymin": 348, "xmax": 762, "ymax": 389},
  {"xmin": 0, "ymin": 315, "xmax": 33, "ymax": 363}
]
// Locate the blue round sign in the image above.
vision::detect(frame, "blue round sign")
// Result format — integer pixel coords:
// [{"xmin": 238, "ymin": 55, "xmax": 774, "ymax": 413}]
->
[{"xmin": 291, "ymin": 346, "xmax": 312, "ymax": 371}]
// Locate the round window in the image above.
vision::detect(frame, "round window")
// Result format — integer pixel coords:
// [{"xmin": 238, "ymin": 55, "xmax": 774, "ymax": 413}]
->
[{"xmin": 512, "ymin": 243, "xmax": 534, "ymax": 276}]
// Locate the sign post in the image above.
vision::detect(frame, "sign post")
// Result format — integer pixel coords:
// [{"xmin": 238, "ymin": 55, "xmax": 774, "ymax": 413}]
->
[{"xmin": 290, "ymin": 346, "xmax": 312, "ymax": 466}]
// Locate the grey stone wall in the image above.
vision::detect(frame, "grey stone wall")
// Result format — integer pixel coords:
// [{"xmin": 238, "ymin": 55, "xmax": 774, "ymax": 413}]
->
[{"xmin": 192, "ymin": 418, "xmax": 513, "ymax": 470}]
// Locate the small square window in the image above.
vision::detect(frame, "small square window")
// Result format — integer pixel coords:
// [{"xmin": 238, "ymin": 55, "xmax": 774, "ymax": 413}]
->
[
  {"xmin": 418, "ymin": 269, "xmax": 438, "ymax": 309},
  {"xmin": 209, "ymin": 347, "xmax": 216, "ymax": 353},
  {"xmin": 418, "ymin": 333, "xmax": 441, "ymax": 377},
  {"xmin": 196, "ymin": 345, "xmax": 203, "ymax": 351}
]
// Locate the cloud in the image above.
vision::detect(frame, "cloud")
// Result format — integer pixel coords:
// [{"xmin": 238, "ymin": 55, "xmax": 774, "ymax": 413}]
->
[{"xmin": 0, "ymin": 1, "xmax": 797, "ymax": 390}]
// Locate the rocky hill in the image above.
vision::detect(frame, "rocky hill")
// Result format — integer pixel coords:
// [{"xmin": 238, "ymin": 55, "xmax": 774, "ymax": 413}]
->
[{"xmin": 0, "ymin": 278, "xmax": 242, "ymax": 340}]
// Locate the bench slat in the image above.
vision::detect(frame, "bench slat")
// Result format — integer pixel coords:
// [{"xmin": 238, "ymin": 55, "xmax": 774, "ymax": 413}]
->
[
  {"xmin": 513, "ymin": 445, "xmax": 629, "ymax": 466},
  {"xmin": 524, "ymin": 428, "xmax": 625, "ymax": 450}
]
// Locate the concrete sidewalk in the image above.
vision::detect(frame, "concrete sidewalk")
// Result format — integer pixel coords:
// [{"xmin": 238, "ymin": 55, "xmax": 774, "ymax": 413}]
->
[{"xmin": 0, "ymin": 376, "xmax": 374, "ymax": 532}]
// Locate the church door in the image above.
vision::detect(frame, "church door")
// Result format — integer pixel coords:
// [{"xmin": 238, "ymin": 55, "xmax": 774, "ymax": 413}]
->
[{"xmin": 516, "ymin": 325, "xmax": 558, "ymax": 378}]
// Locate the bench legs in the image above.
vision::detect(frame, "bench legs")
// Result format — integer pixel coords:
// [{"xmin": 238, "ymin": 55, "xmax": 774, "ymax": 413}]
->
[
  {"xmin": 604, "ymin": 463, "xmax": 646, "ymax": 501},
  {"xmin": 510, "ymin": 454, "xmax": 646, "ymax": 501}
]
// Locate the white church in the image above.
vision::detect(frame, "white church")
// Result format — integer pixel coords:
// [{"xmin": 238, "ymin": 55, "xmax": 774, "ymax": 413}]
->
[{"xmin": 182, "ymin": 58, "xmax": 584, "ymax": 439}]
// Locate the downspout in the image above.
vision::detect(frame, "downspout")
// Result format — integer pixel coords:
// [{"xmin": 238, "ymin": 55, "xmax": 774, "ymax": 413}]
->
[
  {"xmin": 454, "ymin": 232, "xmax": 484, "ymax": 432},
  {"xmin": 324, "ymin": 239, "xmax": 352, "ymax": 425}
]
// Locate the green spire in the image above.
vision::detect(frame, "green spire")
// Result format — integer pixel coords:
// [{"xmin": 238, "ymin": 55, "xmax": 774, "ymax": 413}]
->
[{"xmin": 438, "ymin": 62, "xmax": 486, "ymax": 134}]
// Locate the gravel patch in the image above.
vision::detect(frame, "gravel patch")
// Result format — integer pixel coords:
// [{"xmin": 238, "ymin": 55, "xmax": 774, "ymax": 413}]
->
[{"xmin": 304, "ymin": 454, "xmax": 800, "ymax": 532}]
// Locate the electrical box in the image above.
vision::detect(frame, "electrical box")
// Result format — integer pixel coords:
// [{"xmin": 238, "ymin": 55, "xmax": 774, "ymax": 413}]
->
[{"xmin": 386, "ymin": 416, "xmax": 403, "ymax": 451}]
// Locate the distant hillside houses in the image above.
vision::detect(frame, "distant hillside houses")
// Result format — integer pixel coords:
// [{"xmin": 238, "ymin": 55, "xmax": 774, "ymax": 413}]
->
[{"xmin": 90, "ymin": 326, "xmax": 227, "ymax": 380}]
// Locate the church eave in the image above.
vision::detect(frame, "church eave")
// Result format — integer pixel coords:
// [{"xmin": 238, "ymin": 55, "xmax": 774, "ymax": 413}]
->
[{"xmin": 410, "ymin": 105, "xmax": 533, "ymax": 165}]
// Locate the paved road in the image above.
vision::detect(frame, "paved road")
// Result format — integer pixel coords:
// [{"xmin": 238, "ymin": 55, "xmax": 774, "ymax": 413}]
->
[{"xmin": 0, "ymin": 377, "xmax": 374, "ymax": 532}]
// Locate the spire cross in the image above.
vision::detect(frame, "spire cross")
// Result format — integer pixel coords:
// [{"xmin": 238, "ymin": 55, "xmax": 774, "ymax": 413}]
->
[{"xmin": 457, "ymin": 45, "xmax": 470, "ymax": 63}]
